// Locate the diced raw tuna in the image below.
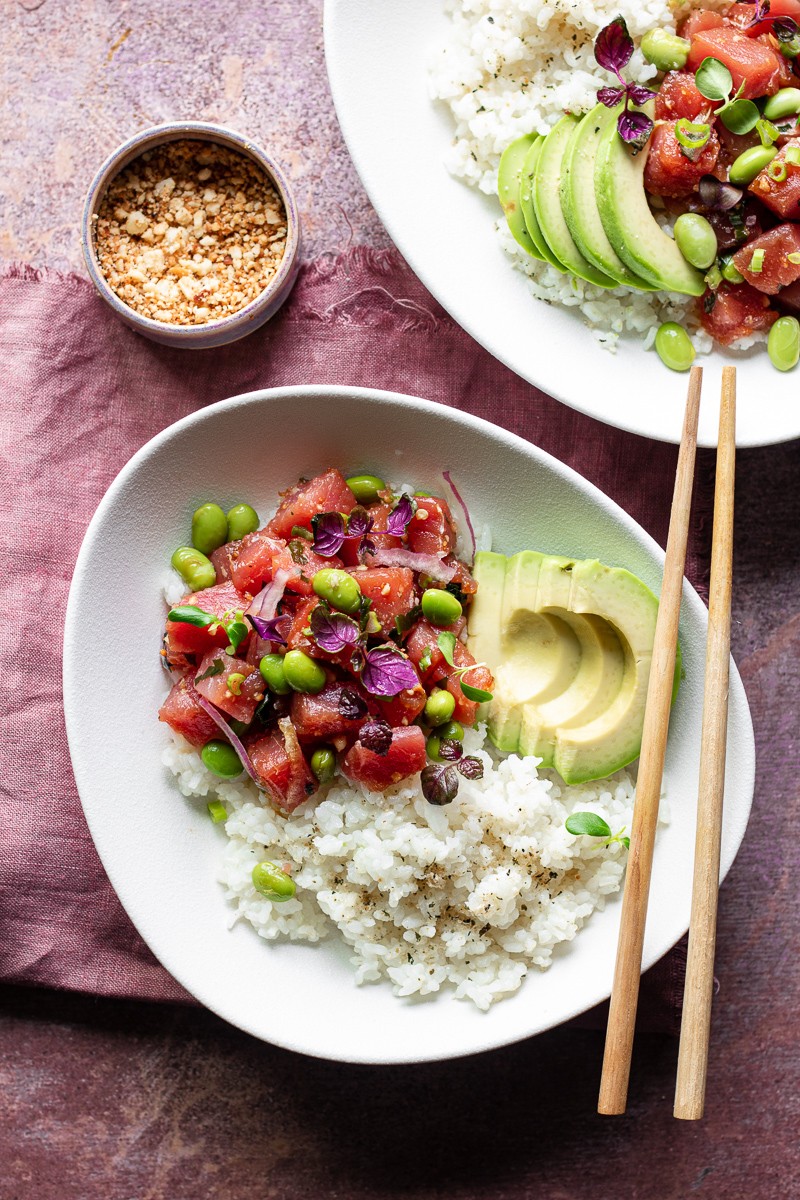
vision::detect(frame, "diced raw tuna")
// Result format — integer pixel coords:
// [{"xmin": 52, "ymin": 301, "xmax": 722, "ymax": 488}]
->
[
  {"xmin": 406, "ymin": 495, "xmax": 456, "ymax": 556},
  {"xmin": 194, "ymin": 648, "xmax": 263, "ymax": 722},
  {"xmin": 404, "ymin": 617, "xmax": 455, "ymax": 685},
  {"xmin": 353, "ymin": 566, "xmax": 416, "ymax": 634},
  {"xmin": 444, "ymin": 557, "xmax": 478, "ymax": 596},
  {"xmin": 732, "ymin": 223, "xmax": 800, "ymax": 293},
  {"xmin": 158, "ymin": 679, "xmax": 220, "ymax": 747},
  {"xmin": 699, "ymin": 281, "xmax": 778, "ymax": 343},
  {"xmin": 445, "ymin": 639, "xmax": 494, "ymax": 725},
  {"xmin": 229, "ymin": 530, "xmax": 294, "ymax": 594},
  {"xmin": 706, "ymin": 201, "xmax": 767, "ymax": 252},
  {"xmin": 283, "ymin": 540, "xmax": 344, "ymax": 596},
  {"xmin": 290, "ymin": 681, "xmax": 370, "ymax": 744},
  {"xmin": 748, "ymin": 145, "xmax": 800, "ymax": 218},
  {"xmin": 264, "ymin": 469, "xmax": 357, "ymax": 539},
  {"xmin": 679, "ymin": 9, "xmax": 726, "ymax": 39},
  {"xmin": 714, "ymin": 122, "xmax": 762, "ymax": 172},
  {"xmin": 729, "ymin": 0, "xmax": 800, "ymax": 37},
  {"xmin": 775, "ymin": 277, "xmax": 800, "ymax": 313},
  {"xmin": 211, "ymin": 539, "xmax": 242, "ymax": 584},
  {"xmin": 164, "ymin": 580, "xmax": 248, "ymax": 665},
  {"xmin": 247, "ymin": 725, "xmax": 314, "ymax": 812},
  {"xmin": 375, "ymin": 682, "xmax": 427, "ymax": 728},
  {"xmin": 686, "ymin": 27, "xmax": 784, "ymax": 99},
  {"xmin": 644, "ymin": 122, "xmax": 720, "ymax": 198},
  {"xmin": 654, "ymin": 71, "xmax": 710, "ymax": 121},
  {"xmin": 342, "ymin": 725, "xmax": 427, "ymax": 792}
]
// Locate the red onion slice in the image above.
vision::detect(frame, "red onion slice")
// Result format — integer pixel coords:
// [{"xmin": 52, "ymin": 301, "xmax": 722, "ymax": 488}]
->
[
  {"xmin": 368, "ymin": 545, "xmax": 457, "ymax": 582},
  {"xmin": 442, "ymin": 470, "xmax": 476, "ymax": 562},
  {"xmin": 246, "ymin": 566, "xmax": 294, "ymax": 621}
]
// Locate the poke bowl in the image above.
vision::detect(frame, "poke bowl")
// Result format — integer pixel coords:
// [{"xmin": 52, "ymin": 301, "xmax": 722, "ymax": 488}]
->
[{"xmin": 63, "ymin": 386, "xmax": 755, "ymax": 1063}]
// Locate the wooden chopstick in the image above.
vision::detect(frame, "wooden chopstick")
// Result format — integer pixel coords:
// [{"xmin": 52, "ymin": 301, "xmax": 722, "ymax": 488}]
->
[
  {"xmin": 674, "ymin": 366, "xmax": 736, "ymax": 1121},
  {"xmin": 597, "ymin": 365, "xmax": 703, "ymax": 1116}
]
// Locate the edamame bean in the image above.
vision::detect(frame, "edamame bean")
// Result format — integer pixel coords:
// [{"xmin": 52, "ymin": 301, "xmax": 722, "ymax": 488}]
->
[
  {"xmin": 426, "ymin": 724, "xmax": 465, "ymax": 762},
  {"xmin": 310, "ymin": 746, "xmax": 336, "ymax": 784},
  {"xmin": 171, "ymin": 545, "xmax": 216, "ymax": 591},
  {"xmin": 201, "ymin": 740, "xmax": 244, "ymax": 778},
  {"xmin": 282, "ymin": 649, "xmax": 327, "ymax": 693},
  {"xmin": 312, "ymin": 567, "xmax": 362, "ymax": 614},
  {"xmin": 641, "ymin": 28, "xmax": 691, "ymax": 72},
  {"xmin": 720, "ymin": 257, "xmax": 745, "ymax": 284},
  {"xmin": 424, "ymin": 688, "xmax": 456, "ymax": 727},
  {"xmin": 227, "ymin": 503, "xmax": 259, "ymax": 541},
  {"xmin": 259, "ymin": 653, "xmax": 291, "ymax": 694},
  {"xmin": 252, "ymin": 860, "xmax": 296, "ymax": 902},
  {"xmin": 426, "ymin": 734, "xmax": 448, "ymax": 762},
  {"xmin": 438, "ymin": 720, "xmax": 464, "ymax": 742},
  {"xmin": 674, "ymin": 212, "xmax": 718, "ymax": 270},
  {"xmin": 421, "ymin": 587, "xmax": 463, "ymax": 627},
  {"xmin": 191, "ymin": 503, "xmax": 228, "ymax": 555},
  {"xmin": 346, "ymin": 474, "xmax": 386, "ymax": 505},
  {"xmin": 729, "ymin": 144, "xmax": 777, "ymax": 186},
  {"xmin": 762, "ymin": 87, "xmax": 800, "ymax": 121},
  {"xmin": 655, "ymin": 323, "xmax": 696, "ymax": 372},
  {"xmin": 768, "ymin": 315, "xmax": 800, "ymax": 371}
]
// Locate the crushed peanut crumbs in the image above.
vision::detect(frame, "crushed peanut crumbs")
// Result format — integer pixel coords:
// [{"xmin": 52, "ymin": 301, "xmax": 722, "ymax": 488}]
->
[{"xmin": 93, "ymin": 139, "xmax": 288, "ymax": 326}]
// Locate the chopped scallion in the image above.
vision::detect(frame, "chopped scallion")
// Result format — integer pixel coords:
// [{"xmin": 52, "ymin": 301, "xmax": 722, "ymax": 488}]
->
[
  {"xmin": 786, "ymin": 146, "xmax": 800, "ymax": 166},
  {"xmin": 768, "ymin": 160, "xmax": 789, "ymax": 182},
  {"xmin": 749, "ymin": 249, "xmax": 766, "ymax": 274},
  {"xmin": 207, "ymin": 801, "xmax": 227, "ymax": 824}
]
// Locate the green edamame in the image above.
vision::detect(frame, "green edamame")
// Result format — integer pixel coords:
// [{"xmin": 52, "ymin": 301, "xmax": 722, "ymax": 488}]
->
[
  {"xmin": 655, "ymin": 323, "xmax": 696, "ymax": 373},
  {"xmin": 227, "ymin": 503, "xmax": 259, "ymax": 541},
  {"xmin": 426, "ymin": 734, "xmax": 447, "ymax": 762},
  {"xmin": 171, "ymin": 545, "xmax": 216, "ymax": 591},
  {"xmin": 191, "ymin": 503, "xmax": 228, "ymax": 555},
  {"xmin": 438, "ymin": 720, "xmax": 464, "ymax": 742},
  {"xmin": 282, "ymin": 649, "xmax": 326, "ymax": 694},
  {"xmin": 421, "ymin": 587, "xmax": 463, "ymax": 627},
  {"xmin": 346, "ymin": 474, "xmax": 386, "ymax": 505},
  {"xmin": 768, "ymin": 316, "xmax": 800, "ymax": 371},
  {"xmin": 252, "ymin": 860, "xmax": 296, "ymax": 902},
  {"xmin": 720, "ymin": 257, "xmax": 745, "ymax": 284},
  {"xmin": 729, "ymin": 145, "xmax": 777, "ymax": 186},
  {"xmin": 641, "ymin": 28, "xmax": 690, "ymax": 72},
  {"xmin": 310, "ymin": 746, "xmax": 336, "ymax": 784},
  {"xmin": 424, "ymin": 688, "xmax": 456, "ymax": 727},
  {"xmin": 312, "ymin": 567, "xmax": 362, "ymax": 614},
  {"xmin": 762, "ymin": 87, "xmax": 800, "ymax": 121},
  {"xmin": 674, "ymin": 213, "xmax": 718, "ymax": 270},
  {"xmin": 201, "ymin": 740, "xmax": 244, "ymax": 778},
  {"xmin": 259, "ymin": 653, "xmax": 292, "ymax": 695}
]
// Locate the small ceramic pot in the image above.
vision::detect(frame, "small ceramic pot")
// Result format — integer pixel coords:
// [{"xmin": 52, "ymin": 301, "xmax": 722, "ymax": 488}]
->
[{"xmin": 81, "ymin": 122, "xmax": 301, "ymax": 349}]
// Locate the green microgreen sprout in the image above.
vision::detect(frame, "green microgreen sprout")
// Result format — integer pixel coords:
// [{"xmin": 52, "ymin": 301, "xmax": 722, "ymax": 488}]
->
[
  {"xmin": 167, "ymin": 605, "xmax": 214, "ymax": 628},
  {"xmin": 694, "ymin": 57, "xmax": 759, "ymax": 134},
  {"xmin": 436, "ymin": 632, "xmax": 494, "ymax": 703},
  {"xmin": 565, "ymin": 811, "xmax": 631, "ymax": 850}
]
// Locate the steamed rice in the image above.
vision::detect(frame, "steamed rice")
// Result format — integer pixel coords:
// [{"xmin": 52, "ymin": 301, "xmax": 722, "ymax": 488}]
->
[
  {"xmin": 429, "ymin": 0, "xmax": 763, "ymax": 354},
  {"xmin": 164, "ymin": 724, "xmax": 637, "ymax": 1010}
]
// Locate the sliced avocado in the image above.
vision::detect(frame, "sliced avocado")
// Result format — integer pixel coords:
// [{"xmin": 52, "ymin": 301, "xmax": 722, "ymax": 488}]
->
[
  {"xmin": 468, "ymin": 550, "xmax": 681, "ymax": 785},
  {"xmin": 498, "ymin": 135, "xmax": 545, "ymax": 261},
  {"xmin": 561, "ymin": 104, "xmax": 657, "ymax": 292},
  {"xmin": 519, "ymin": 139, "xmax": 567, "ymax": 273},
  {"xmin": 595, "ymin": 102, "xmax": 705, "ymax": 296},
  {"xmin": 534, "ymin": 116, "xmax": 618, "ymax": 290}
]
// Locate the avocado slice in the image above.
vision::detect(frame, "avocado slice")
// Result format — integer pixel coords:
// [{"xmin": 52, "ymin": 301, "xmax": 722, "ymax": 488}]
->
[
  {"xmin": 561, "ymin": 104, "xmax": 657, "ymax": 291},
  {"xmin": 519, "ymin": 138, "xmax": 567, "ymax": 273},
  {"xmin": 468, "ymin": 550, "xmax": 681, "ymax": 785},
  {"xmin": 595, "ymin": 102, "xmax": 705, "ymax": 296},
  {"xmin": 534, "ymin": 116, "xmax": 618, "ymax": 290},
  {"xmin": 498, "ymin": 135, "xmax": 545, "ymax": 261}
]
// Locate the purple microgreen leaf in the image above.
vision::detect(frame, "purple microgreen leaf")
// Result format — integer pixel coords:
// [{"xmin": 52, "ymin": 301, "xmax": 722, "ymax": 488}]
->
[
  {"xmin": 247, "ymin": 613, "xmax": 291, "ymax": 646},
  {"xmin": 311, "ymin": 511, "xmax": 347, "ymax": 558},
  {"xmin": 346, "ymin": 505, "xmax": 373, "ymax": 539},
  {"xmin": 744, "ymin": 0, "xmax": 770, "ymax": 23},
  {"xmin": 774, "ymin": 15, "xmax": 799, "ymax": 39},
  {"xmin": 361, "ymin": 645, "xmax": 419, "ymax": 696},
  {"xmin": 421, "ymin": 763, "xmax": 459, "ymax": 806},
  {"xmin": 698, "ymin": 174, "xmax": 744, "ymax": 211},
  {"xmin": 384, "ymin": 493, "xmax": 416, "ymax": 537},
  {"xmin": 597, "ymin": 84, "xmax": 626, "ymax": 107},
  {"xmin": 359, "ymin": 716, "xmax": 393, "ymax": 756},
  {"xmin": 436, "ymin": 737, "xmax": 463, "ymax": 762},
  {"xmin": 460, "ymin": 679, "xmax": 494, "ymax": 703},
  {"xmin": 436, "ymin": 630, "xmax": 457, "ymax": 668},
  {"xmin": 457, "ymin": 756, "xmax": 484, "ymax": 781},
  {"xmin": 359, "ymin": 535, "xmax": 377, "ymax": 560},
  {"xmin": 617, "ymin": 108, "xmax": 654, "ymax": 152},
  {"xmin": 309, "ymin": 605, "xmax": 361, "ymax": 653},
  {"xmin": 594, "ymin": 16, "xmax": 634, "ymax": 74},
  {"xmin": 626, "ymin": 83, "xmax": 658, "ymax": 106},
  {"xmin": 338, "ymin": 687, "xmax": 369, "ymax": 720}
]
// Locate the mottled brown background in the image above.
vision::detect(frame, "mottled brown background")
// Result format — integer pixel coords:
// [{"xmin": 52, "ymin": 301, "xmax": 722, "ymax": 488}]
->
[{"xmin": 2, "ymin": 1, "xmax": 798, "ymax": 1198}]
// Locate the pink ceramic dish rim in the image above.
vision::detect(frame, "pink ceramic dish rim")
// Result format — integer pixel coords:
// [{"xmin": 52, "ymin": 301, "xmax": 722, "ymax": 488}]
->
[{"xmin": 81, "ymin": 122, "xmax": 301, "ymax": 349}]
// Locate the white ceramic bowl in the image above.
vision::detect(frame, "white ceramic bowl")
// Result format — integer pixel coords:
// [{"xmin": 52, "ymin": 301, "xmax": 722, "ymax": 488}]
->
[
  {"xmin": 63, "ymin": 386, "xmax": 755, "ymax": 1063},
  {"xmin": 325, "ymin": 0, "xmax": 800, "ymax": 448}
]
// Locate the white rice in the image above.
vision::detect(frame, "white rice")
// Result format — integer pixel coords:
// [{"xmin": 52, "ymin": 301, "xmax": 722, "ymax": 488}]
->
[
  {"xmin": 429, "ymin": 0, "xmax": 764, "ymax": 355},
  {"xmin": 164, "ymin": 725, "xmax": 638, "ymax": 1010}
]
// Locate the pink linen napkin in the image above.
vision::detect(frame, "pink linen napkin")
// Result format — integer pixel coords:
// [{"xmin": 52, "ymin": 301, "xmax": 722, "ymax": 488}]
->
[{"xmin": 0, "ymin": 250, "xmax": 708, "ymax": 1027}]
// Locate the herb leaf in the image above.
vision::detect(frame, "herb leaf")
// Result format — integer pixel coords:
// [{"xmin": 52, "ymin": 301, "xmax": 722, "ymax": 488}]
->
[
  {"xmin": 421, "ymin": 763, "xmax": 459, "ymax": 806},
  {"xmin": 311, "ymin": 511, "xmax": 347, "ymax": 558},
  {"xmin": 385, "ymin": 493, "xmax": 416, "ymax": 537},
  {"xmin": 338, "ymin": 687, "xmax": 369, "ymax": 720},
  {"xmin": 247, "ymin": 613, "xmax": 291, "ymax": 645},
  {"xmin": 309, "ymin": 605, "xmax": 361, "ymax": 653},
  {"xmin": 436, "ymin": 737, "xmax": 463, "ymax": 762},
  {"xmin": 225, "ymin": 618, "xmax": 249, "ymax": 655},
  {"xmin": 460, "ymin": 679, "xmax": 494, "ymax": 703},
  {"xmin": 395, "ymin": 604, "xmax": 423, "ymax": 639},
  {"xmin": 437, "ymin": 631, "xmax": 457, "ymax": 667},
  {"xmin": 168, "ymin": 605, "xmax": 214, "ymax": 628},
  {"xmin": 594, "ymin": 16, "xmax": 633, "ymax": 73},
  {"xmin": 195, "ymin": 659, "xmax": 224, "ymax": 683},
  {"xmin": 361, "ymin": 645, "xmax": 419, "ymax": 696},
  {"xmin": 695, "ymin": 56, "xmax": 733, "ymax": 102},
  {"xmin": 565, "ymin": 811, "xmax": 613, "ymax": 839},
  {"xmin": 719, "ymin": 98, "xmax": 760, "ymax": 135},
  {"xmin": 359, "ymin": 716, "xmax": 393, "ymax": 756},
  {"xmin": 457, "ymin": 755, "xmax": 484, "ymax": 781},
  {"xmin": 617, "ymin": 108, "xmax": 654, "ymax": 152}
]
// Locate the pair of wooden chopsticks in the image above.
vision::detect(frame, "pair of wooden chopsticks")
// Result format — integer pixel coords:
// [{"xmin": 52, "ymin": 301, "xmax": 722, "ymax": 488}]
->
[{"xmin": 597, "ymin": 365, "xmax": 736, "ymax": 1121}]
